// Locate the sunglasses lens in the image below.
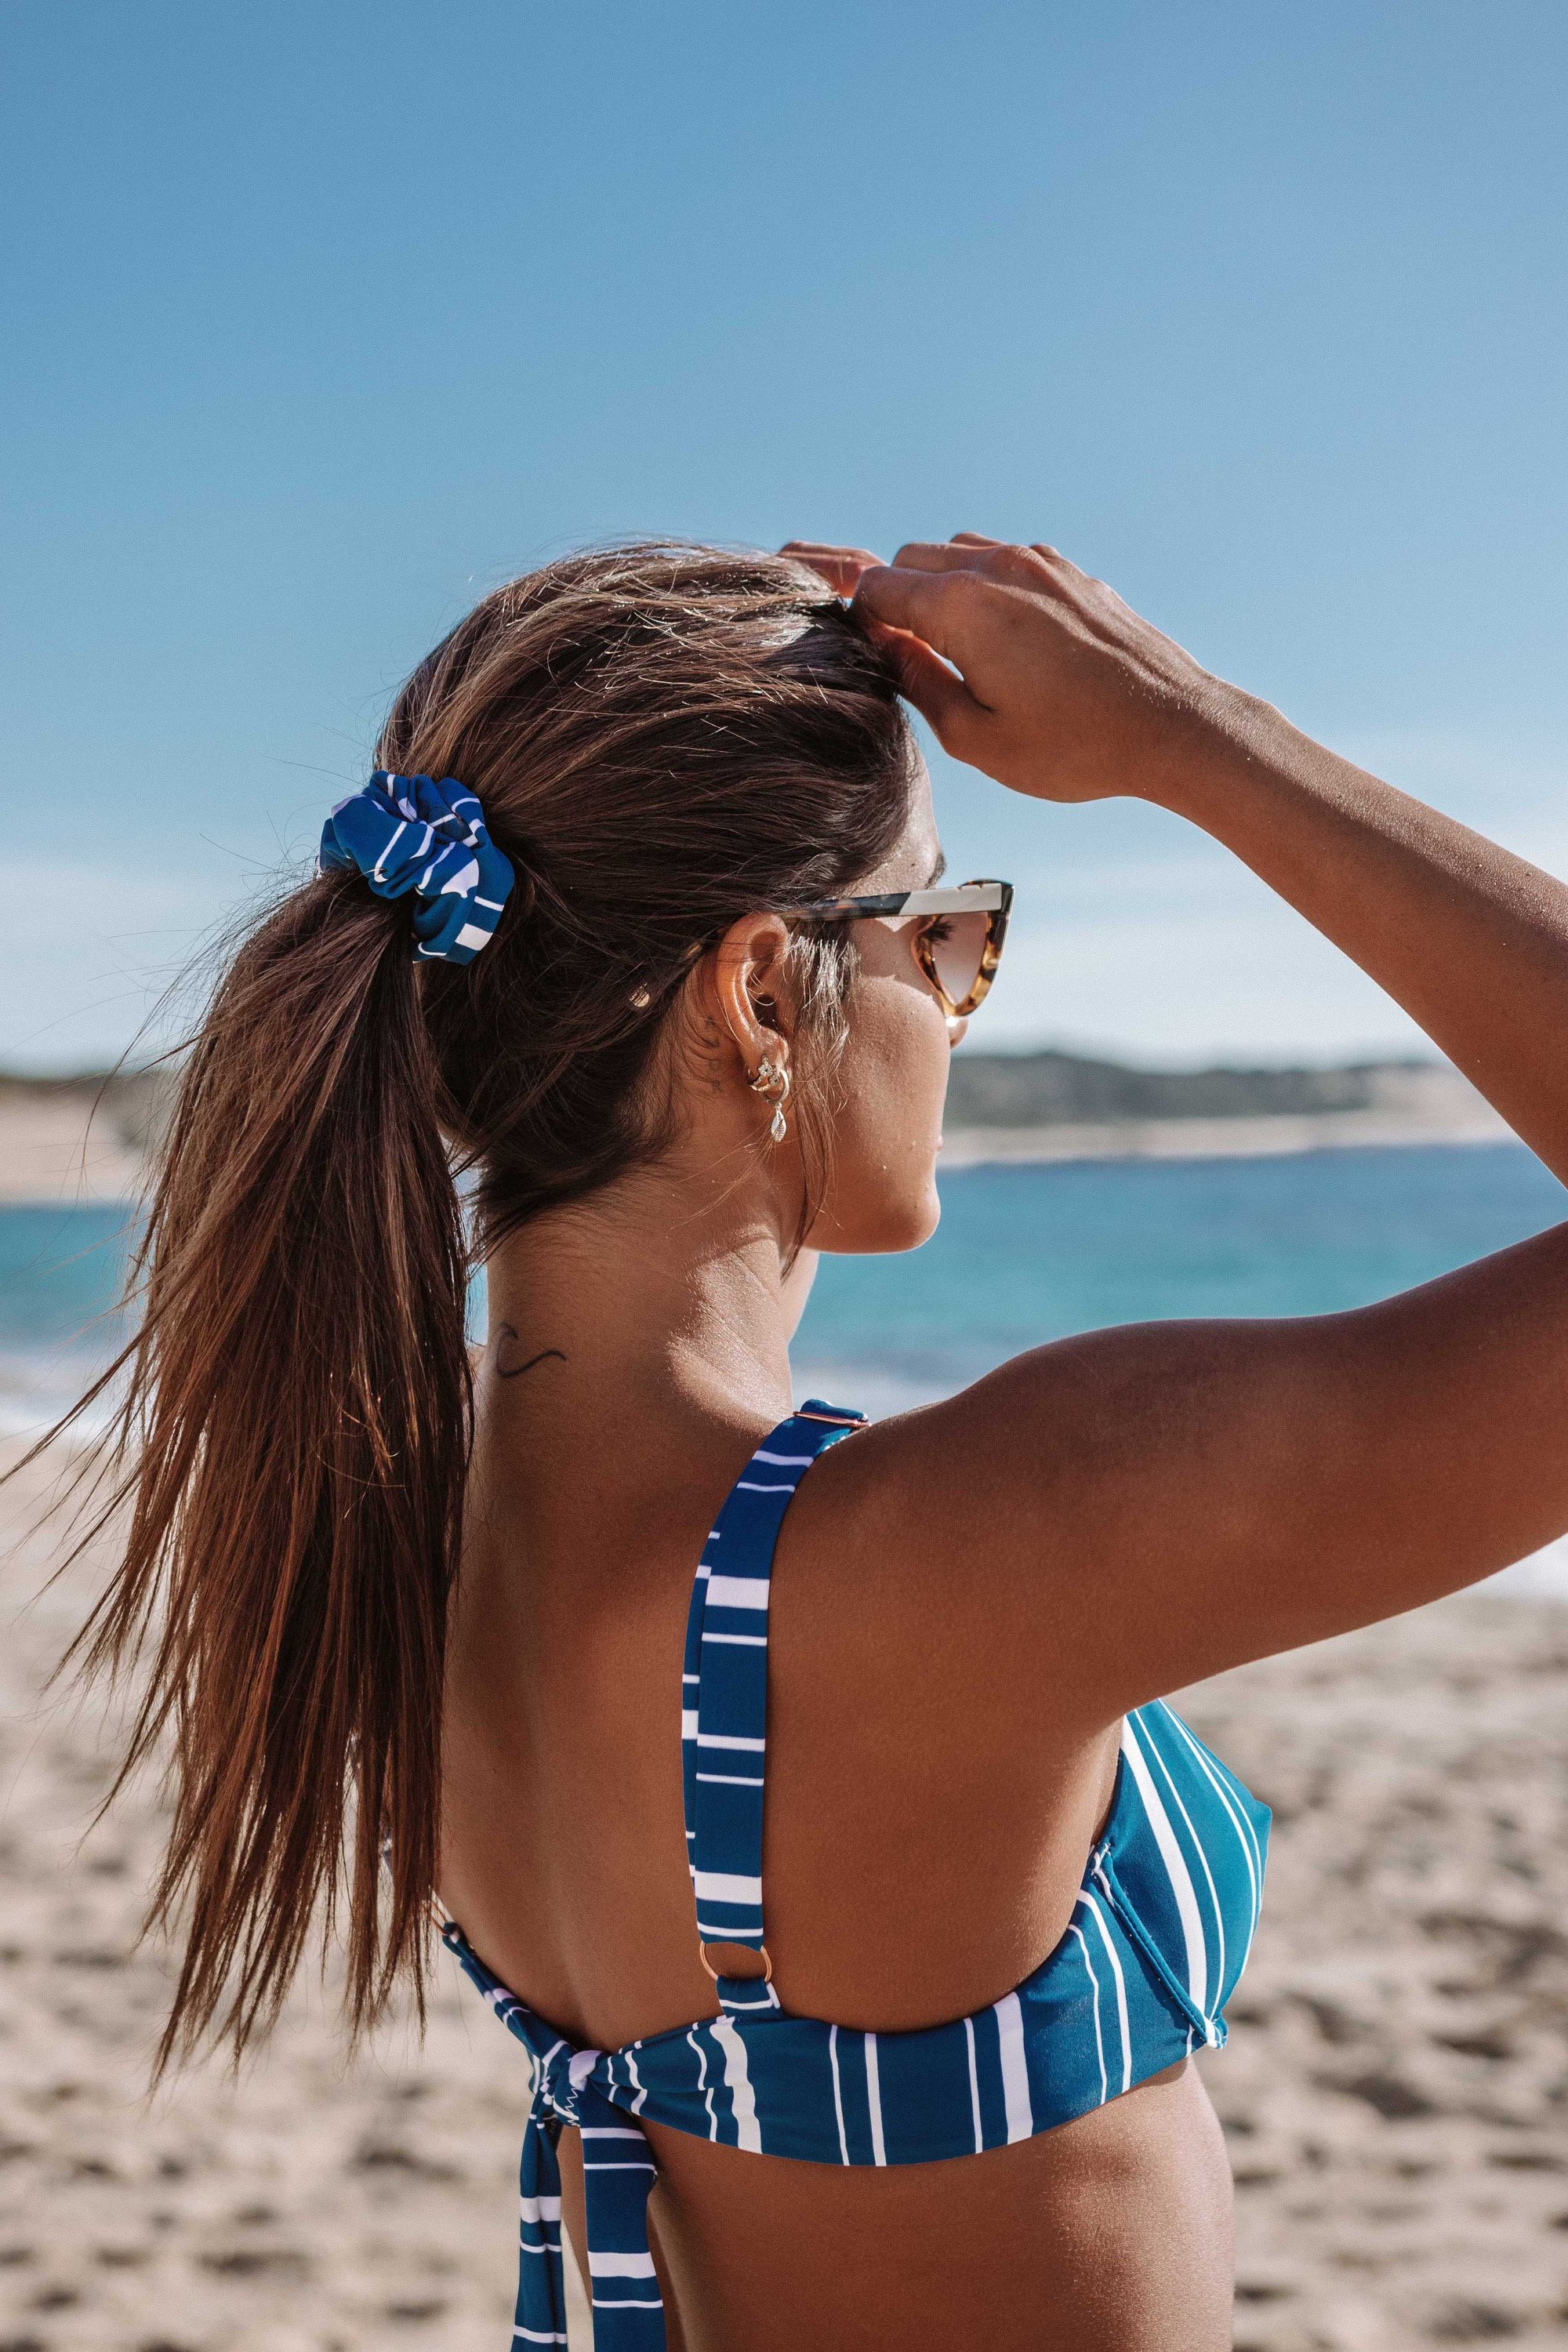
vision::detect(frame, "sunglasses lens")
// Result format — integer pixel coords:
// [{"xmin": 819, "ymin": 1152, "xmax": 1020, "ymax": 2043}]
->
[{"xmin": 924, "ymin": 909, "xmax": 992, "ymax": 1009}]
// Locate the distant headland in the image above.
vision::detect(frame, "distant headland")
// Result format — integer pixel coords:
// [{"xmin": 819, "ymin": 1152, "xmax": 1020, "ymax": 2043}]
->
[
  {"xmin": 938, "ymin": 1049, "xmax": 1506, "ymax": 1165},
  {"xmin": 0, "ymin": 1051, "xmax": 1509, "ymax": 1205}
]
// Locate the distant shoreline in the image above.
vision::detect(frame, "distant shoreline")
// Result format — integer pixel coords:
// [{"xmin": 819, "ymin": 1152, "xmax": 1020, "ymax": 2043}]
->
[
  {"xmin": 0, "ymin": 1105, "xmax": 1516, "ymax": 1204},
  {"xmin": 0, "ymin": 1057, "xmax": 1516, "ymax": 1203},
  {"xmin": 939, "ymin": 1105, "xmax": 1510, "ymax": 1166}
]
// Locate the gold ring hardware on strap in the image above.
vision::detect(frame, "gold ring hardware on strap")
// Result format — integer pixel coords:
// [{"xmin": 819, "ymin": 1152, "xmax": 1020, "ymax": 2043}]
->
[{"xmin": 699, "ymin": 1940, "xmax": 774, "ymax": 1984}]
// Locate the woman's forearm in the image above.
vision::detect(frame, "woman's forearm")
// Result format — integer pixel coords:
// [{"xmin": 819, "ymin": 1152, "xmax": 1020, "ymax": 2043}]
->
[
  {"xmin": 802, "ymin": 532, "xmax": 1568, "ymax": 1178},
  {"xmin": 1154, "ymin": 691, "xmax": 1568, "ymax": 1182}
]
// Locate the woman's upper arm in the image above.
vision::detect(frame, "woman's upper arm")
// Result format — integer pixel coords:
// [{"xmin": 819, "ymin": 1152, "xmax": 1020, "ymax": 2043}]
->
[{"xmin": 884, "ymin": 1220, "xmax": 1568, "ymax": 1714}]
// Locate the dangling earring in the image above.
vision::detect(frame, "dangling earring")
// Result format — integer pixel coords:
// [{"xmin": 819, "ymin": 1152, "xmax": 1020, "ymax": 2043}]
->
[{"xmin": 749, "ymin": 1054, "xmax": 791, "ymax": 1143}]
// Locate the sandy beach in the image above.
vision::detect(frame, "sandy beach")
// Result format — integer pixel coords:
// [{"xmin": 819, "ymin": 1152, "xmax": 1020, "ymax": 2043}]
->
[
  {"xmin": 937, "ymin": 1109, "xmax": 1511, "ymax": 1167},
  {"xmin": 1, "ymin": 1436, "xmax": 1563, "ymax": 2351},
  {"xmin": 0, "ymin": 1089, "xmax": 153, "ymax": 1210}
]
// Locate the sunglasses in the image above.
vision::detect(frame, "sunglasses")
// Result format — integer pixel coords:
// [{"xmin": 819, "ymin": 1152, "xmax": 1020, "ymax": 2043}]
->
[{"xmin": 776, "ymin": 879, "xmax": 1014, "ymax": 1019}]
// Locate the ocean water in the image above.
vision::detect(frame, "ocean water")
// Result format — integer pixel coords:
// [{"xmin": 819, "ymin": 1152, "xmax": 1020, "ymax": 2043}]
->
[
  {"xmin": 5, "ymin": 1142, "xmax": 1566, "ymax": 1592},
  {"xmin": 795, "ymin": 1142, "xmax": 1568, "ymax": 1409},
  {"xmin": 0, "ymin": 1202, "xmax": 135, "ymax": 1439}
]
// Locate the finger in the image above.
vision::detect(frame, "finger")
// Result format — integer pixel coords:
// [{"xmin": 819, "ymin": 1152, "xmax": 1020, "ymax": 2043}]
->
[
  {"xmin": 889, "ymin": 539, "xmax": 1054, "ymax": 595},
  {"xmin": 780, "ymin": 541, "xmax": 884, "ymax": 567},
  {"xmin": 779, "ymin": 542, "xmax": 884, "ymax": 595},
  {"xmin": 862, "ymin": 619, "xmax": 977, "ymax": 740},
  {"xmin": 780, "ymin": 541, "xmax": 884, "ymax": 561},
  {"xmin": 889, "ymin": 540, "xmax": 992, "ymax": 573},
  {"xmin": 851, "ymin": 566, "xmax": 991, "ymax": 710},
  {"xmin": 1027, "ymin": 543, "xmax": 1084, "ymax": 576},
  {"xmin": 846, "ymin": 560, "xmax": 968, "ymax": 644}
]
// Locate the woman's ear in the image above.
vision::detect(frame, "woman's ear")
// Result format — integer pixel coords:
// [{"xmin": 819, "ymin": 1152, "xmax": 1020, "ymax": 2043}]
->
[{"xmin": 709, "ymin": 912, "xmax": 793, "ymax": 1084}]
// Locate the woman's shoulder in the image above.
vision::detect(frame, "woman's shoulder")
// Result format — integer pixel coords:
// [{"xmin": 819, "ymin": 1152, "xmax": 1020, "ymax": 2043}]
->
[
  {"xmin": 775, "ymin": 1311, "xmax": 1309, "ymax": 1725},
  {"xmin": 770, "ymin": 1359, "xmax": 1124, "ymax": 1748},
  {"xmin": 782, "ymin": 1347, "xmax": 1127, "ymax": 1616}
]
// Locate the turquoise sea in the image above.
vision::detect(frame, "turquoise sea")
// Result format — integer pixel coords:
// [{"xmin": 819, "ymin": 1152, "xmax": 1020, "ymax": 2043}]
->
[
  {"xmin": 5, "ymin": 1142, "xmax": 1566, "ymax": 1590},
  {"xmin": 793, "ymin": 1141, "xmax": 1568, "ymax": 1414}
]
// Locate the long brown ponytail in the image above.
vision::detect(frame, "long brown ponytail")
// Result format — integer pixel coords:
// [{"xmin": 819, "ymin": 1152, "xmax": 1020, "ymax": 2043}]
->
[{"xmin": 64, "ymin": 544, "xmax": 914, "ymax": 2063}]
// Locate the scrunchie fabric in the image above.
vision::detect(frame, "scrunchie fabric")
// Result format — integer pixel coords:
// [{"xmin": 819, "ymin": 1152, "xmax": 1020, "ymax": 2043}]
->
[{"xmin": 319, "ymin": 771, "xmax": 515, "ymax": 964}]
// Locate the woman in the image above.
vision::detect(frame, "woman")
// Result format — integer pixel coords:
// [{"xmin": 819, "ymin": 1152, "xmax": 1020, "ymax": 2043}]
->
[{"xmin": 83, "ymin": 537, "xmax": 1568, "ymax": 2350}]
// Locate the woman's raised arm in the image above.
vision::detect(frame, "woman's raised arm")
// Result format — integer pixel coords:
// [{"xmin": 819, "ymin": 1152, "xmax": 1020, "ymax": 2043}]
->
[
  {"xmin": 802, "ymin": 533, "xmax": 1568, "ymax": 1180},
  {"xmin": 789, "ymin": 536, "xmax": 1568, "ymax": 1701}
]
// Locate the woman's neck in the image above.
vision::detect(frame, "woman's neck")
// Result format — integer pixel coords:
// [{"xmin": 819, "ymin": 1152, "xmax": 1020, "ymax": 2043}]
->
[{"xmin": 478, "ymin": 1159, "xmax": 806, "ymax": 1468}]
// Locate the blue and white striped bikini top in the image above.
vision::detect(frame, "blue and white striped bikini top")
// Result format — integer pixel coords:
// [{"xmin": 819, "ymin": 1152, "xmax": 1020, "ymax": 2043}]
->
[{"xmin": 441, "ymin": 1401, "xmax": 1271, "ymax": 2348}]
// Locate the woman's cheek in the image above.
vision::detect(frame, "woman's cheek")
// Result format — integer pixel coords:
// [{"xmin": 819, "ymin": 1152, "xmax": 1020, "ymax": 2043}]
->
[{"xmin": 820, "ymin": 988, "xmax": 948, "ymax": 1250}]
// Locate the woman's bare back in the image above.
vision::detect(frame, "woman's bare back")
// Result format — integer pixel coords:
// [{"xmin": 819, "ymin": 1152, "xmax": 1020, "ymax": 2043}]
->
[{"xmin": 439, "ymin": 1393, "xmax": 1237, "ymax": 2349}]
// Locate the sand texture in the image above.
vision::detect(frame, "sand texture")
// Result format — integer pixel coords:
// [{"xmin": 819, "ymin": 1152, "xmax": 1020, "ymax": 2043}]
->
[
  {"xmin": 2, "ymin": 1439, "xmax": 1564, "ymax": 2351},
  {"xmin": 1183, "ymin": 1613, "xmax": 1568, "ymax": 2349},
  {"xmin": 0, "ymin": 1088, "xmax": 154, "ymax": 1207}
]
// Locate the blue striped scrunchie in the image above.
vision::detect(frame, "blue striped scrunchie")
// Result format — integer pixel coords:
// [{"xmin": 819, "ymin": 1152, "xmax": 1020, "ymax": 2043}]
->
[{"xmin": 319, "ymin": 771, "xmax": 515, "ymax": 964}]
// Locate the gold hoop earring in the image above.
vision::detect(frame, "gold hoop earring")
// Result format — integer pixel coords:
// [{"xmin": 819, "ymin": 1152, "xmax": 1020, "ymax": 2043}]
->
[{"xmin": 748, "ymin": 1054, "xmax": 791, "ymax": 1144}]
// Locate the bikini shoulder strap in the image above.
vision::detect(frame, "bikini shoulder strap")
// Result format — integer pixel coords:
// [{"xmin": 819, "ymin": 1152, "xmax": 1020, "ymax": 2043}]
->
[{"xmin": 681, "ymin": 1399, "xmax": 865, "ymax": 2016}]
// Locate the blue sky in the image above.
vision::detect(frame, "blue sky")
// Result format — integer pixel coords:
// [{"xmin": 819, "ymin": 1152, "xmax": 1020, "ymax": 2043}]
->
[{"xmin": 5, "ymin": 1, "xmax": 1566, "ymax": 1069}]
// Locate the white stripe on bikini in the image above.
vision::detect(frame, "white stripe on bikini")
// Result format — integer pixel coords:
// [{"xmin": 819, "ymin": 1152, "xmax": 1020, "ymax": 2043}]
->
[
  {"xmin": 687, "ymin": 2027, "xmax": 718, "ymax": 2141},
  {"xmin": 1120, "ymin": 1715, "xmax": 1209, "ymax": 2015},
  {"xmin": 706, "ymin": 1575, "xmax": 771, "ymax": 1610},
  {"xmin": 993, "ymin": 1991, "xmax": 1033, "ymax": 2143},
  {"xmin": 623, "ymin": 2043, "xmax": 648, "ymax": 2116},
  {"xmin": 829, "ymin": 2023, "xmax": 850, "ymax": 2164},
  {"xmin": 963, "ymin": 2015, "xmax": 983, "ymax": 2152},
  {"xmin": 710, "ymin": 2013, "xmax": 763, "ymax": 2152},
  {"xmin": 692, "ymin": 1870, "xmax": 763, "ymax": 1904},
  {"xmin": 1141, "ymin": 1716, "xmax": 1228, "ymax": 1999},
  {"xmin": 864, "ymin": 2033, "xmax": 887, "ymax": 2165},
  {"xmin": 1162, "ymin": 1706, "xmax": 1262, "ymax": 1933},
  {"xmin": 1068, "ymin": 1921, "xmax": 1109, "ymax": 2105},
  {"xmin": 1081, "ymin": 1890, "xmax": 1133, "ymax": 2092}
]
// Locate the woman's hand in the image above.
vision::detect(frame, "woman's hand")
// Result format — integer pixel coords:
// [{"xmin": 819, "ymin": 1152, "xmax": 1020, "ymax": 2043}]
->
[
  {"xmin": 792, "ymin": 524, "xmax": 1568, "ymax": 1190},
  {"xmin": 782, "ymin": 535, "xmax": 1231, "ymax": 805}
]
